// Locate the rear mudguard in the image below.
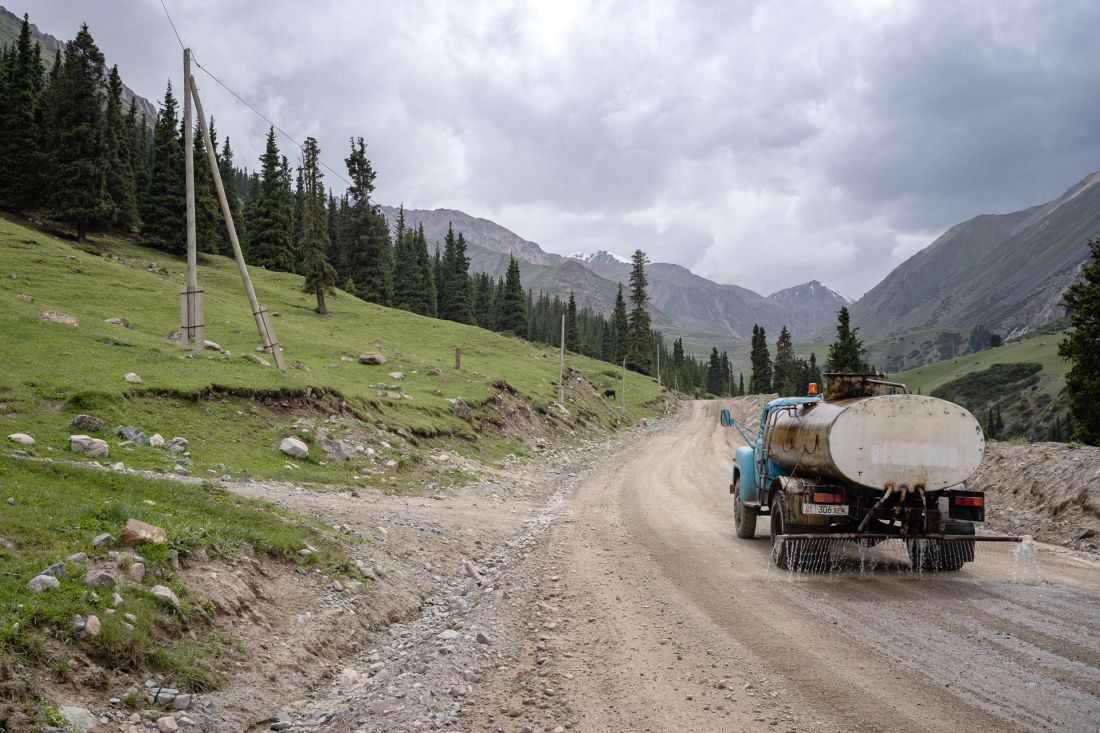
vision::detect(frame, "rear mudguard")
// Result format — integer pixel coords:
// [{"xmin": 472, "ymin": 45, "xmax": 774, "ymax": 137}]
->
[{"xmin": 734, "ymin": 445, "xmax": 759, "ymax": 503}]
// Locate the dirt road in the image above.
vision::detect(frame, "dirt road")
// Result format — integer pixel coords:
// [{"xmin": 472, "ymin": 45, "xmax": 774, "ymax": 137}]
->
[{"xmin": 481, "ymin": 400, "xmax": 1100, "ymax": 732}]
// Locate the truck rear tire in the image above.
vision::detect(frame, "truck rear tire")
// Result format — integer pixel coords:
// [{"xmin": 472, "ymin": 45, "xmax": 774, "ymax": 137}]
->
[
  {"xmin": 909, "ymin": 520, "xmax": 974, "ymax": 572},
  {"xmin": 770, "ymin": 494, "xmax": 790, "ymax": 569},
  {"xmin": 734, "ymin": 478, "xmax": 757, "ymax": 539}
]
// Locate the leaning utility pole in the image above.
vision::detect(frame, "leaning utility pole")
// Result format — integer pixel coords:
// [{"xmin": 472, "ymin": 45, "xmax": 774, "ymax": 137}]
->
[
  {"xmin": 558, "ymin": 314, "xmax": 565, "ymax": 405},
  {"xmin": 187, "ymin": 63, "xmax": 285, "ymax": 368},
  {"xmin": 179, "ymin": 49, "xmax": 204, "ymax": 352}
]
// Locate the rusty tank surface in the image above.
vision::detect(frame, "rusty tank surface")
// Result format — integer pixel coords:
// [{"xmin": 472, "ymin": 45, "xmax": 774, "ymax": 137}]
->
[{"xmin": 763, "ymin": 373, "xmax": 985, "ymax": 492}]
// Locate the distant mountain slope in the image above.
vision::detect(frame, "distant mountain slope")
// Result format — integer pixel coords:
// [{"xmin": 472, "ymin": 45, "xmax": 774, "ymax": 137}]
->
[
  {"xmin": 0, "ymin": 5, "xmax": 158, "ymax": 124},
  {"xmin": 851, "ymin": 170, "xmax": 1100, "ymax": 341},
  {"xmin": 380, "ymin": 206, "xmax": 848, "ymax": 344}
]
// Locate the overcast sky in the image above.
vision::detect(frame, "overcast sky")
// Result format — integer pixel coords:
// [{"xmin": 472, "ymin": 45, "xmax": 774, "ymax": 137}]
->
[{"xmin": 25, "ymin": 0, "xmax": 1100, "ymax": 297}]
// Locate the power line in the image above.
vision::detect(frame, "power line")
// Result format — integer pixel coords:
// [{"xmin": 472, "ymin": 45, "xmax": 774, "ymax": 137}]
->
[{"xmin": 158, "ymin": 0, "xmax": 352, "ymax": 188}]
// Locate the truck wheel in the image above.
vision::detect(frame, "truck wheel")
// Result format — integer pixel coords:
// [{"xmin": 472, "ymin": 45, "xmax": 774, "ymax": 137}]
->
[
  {"xmin": 909, "ymin": 521, "xmax": 973, "ymax": 572},
  {"xmin": 734, "ymin": 480, "xmax": 757, "ymax": 539},
  {"xmin": 770, "ymin": 494, "xmax": 790, "ymax": 569}
]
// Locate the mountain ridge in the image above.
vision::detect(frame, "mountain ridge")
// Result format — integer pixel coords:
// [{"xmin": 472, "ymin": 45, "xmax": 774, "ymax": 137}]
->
[{"xmin": 379, "ymin": 205, "xmax": 849, "ymax": 347}]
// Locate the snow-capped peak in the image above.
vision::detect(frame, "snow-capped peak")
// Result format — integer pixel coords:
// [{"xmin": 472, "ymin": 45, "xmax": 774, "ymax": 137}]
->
[
  {"xmin": 566, "ymin": 251, "xmax": 587, "ymax": 260},
  {"xmin": 571, "ymin": 250, "xmax": 631, "ymax": 264}
]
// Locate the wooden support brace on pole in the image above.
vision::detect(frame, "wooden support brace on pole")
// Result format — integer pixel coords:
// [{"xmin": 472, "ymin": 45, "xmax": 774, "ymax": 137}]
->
[
  {"xmin": 189, "ymin": 73, "xmax": 285, "ymax": 369},
  {"xmin": 180, "ymin": 48, "xmax": 204, "ymax": 352}
]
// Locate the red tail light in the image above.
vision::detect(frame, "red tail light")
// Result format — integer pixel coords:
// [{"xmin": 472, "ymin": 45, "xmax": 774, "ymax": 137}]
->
[
  {"xmin": 954, "ymin": 496, "xmax": 984, "ymax": 507},
  {"xmin": 812, "ymin": 492, "xmax": 843, "ymax": 504}
]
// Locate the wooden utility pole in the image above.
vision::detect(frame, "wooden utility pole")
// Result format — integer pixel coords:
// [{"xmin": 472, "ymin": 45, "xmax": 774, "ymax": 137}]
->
[
  {"xmin": 621, "ymin": 358, "xmax": 626, "ymax": 412},
  {"xmin": 558, "ymin": 314, "xmax": 565, "ymax": 405},
  {"xmin": 656, "ymin": 344, "xmax": 661, "ymax": 387},
  {"xmin": 188, "ymin": 70, "xmax": 285, "ymax": 369},
  {"xmin": 179, "ymin": 49, "xmax": 204, "ymax": 352}
]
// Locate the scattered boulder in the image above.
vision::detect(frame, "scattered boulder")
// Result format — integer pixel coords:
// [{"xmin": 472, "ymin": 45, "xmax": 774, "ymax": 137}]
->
[
  {"xmin": 15, "ymin": 293, "xmax": 33, "ymax": 303},
  {"xmin": 70, "ymin": 435, "xmax": 109, "ymax": 458},
  {"xmin": 120, "ymin": 519, "xmax": 167, "ymax": 546},
  {"xmin": 157, "ymin": 715, "xmax": 179, "ymax": 732},
  {"xmin": 320, "ymin": 438, "xmax": 349, "ymax": 462},
  {"xmin": 450, "ymin": 397, "xmax": 471, "ymax": 420},
  {"xmin": 290, "ymin": 360, "xmax": 309, "ymax": 370},
  {"xmin": 476, "ymin": 631, "xmax": 492, "ymax": 645},
  {"xmin": 427, "ymin": 367, "xmax": 442, "ymax": 376},
  {"xmin": 389, "ymin": 371, "xmax": 404, "ymax": 380},
  {"xmin": 83, "ymin": 614, "xmax": 101, "ymax": 637},
  {"xmin": 165, "ymin": 437, "xmax": 188, "ymax": 453},
  {"xmin": 40, "ymin": 310, "xmax": 79, "ymax": 326},
  {"xmin": 129, "ymin": 562, "xmax": 146, "ymax": 583},
  {"xmin": 279, "ymin": 437, "xmax": 309, "ymax": 459},
  {"xmin": 59, "ymin": 706, "xmax": 97, "ymax": 733},
  {"xmin": 92, "ymin": 532, "xmax": 115, "ymax": 548},
  {"xmin": 151, "ymin": 584, "xmax": 180, "ymax": 610},
  {"xmin": 243, "ymin": 353, "xmax": 271, "ymax": 366},
  {"xmin": 69, "ymin": 414, "xmax": 105, "ymax": 432},
  {"xmin": 149, "ymin": 433, "xmax": 165, "ymax": 447},
  {"xmin": 41, "ymin": 562, "xmax": 68, "ymax": 580},
  {"xmin": 83, "ymin": 570, "xmax": 116, "ymax": 589},
  {"xmin": 118, "ymin": 426, "xmax": 150, "ymax": 446},
  {"xmin": 27, "ymin": 574, "xmax": 60, "ymax": 593},
  {"xmin": 437, "ymin": 629, "xmax": 460, "ymax": 641},
  {"xmin": 203, "ymin": 340, "xmax": 222, "ymax": 352},
  {"xmin": 68, "ymin": 552, "xmax": 89, "ymax": 563},
  {"xmin": 105, "ymin": 316, "xmax": 132, "ymax": 328},
  {"xmin": 359, "ymin": 352, "xmax": 387, "ymax": 365},
  {"xmin": 8, "ymin": 433, "xmax": 34, "ymax": 446}
]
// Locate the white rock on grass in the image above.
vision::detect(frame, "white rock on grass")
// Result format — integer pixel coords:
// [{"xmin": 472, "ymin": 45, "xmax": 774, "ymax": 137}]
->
[
  {"xmin": 27, "ymin": 574, "xmax": 60, "ymax": 593},
  {"xmin": 279, "ymin": 437, "xmax": 309, "ymax": 459},
  {"xmin": 149, "ymin": 433, "xmax": 165, "ymax": 447},
  {"xmin": 70, "ymin": 435, "xmax": 109, "ymax": 458},
  {"xmin": 8, "ymin": 433, "xmax": 34, "ymax": 446},
  {"xmin": 124, "ymin": 372, "xmax": 142, "ymax": 383},
  {"xmin": 152, "ymin": 584, "xmax": 180, "ymax": 609}
]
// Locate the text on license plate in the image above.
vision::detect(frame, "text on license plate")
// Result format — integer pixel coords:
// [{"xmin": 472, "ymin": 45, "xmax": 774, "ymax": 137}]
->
[{"xmin": 802, "ymin": 503, "xmax": 849, "ymax": 516}]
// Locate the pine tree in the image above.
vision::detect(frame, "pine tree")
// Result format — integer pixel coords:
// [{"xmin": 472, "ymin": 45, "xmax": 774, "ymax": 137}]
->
[
  {"xmin": 738, "ymin": 373, "xmax": 745, "ymax": 396},
  {"xmin": 142, "ymin": 81, "xmax": 185, "ymax": 252},
  {"xmin": 706, "ymin": 347, "xmax": 724, "ymax": 395},
  {"xmin": 565, "ymin": 291, "xmax": 579, "ymax": 351},
  {"xmin": 826, "ymin": 306, "xmax": 869, "ymax": 373},
  {"xmin": 45, "ymin": 25, "xmax": 109, "ymax": 243},
  {"xmin": 610, "ymin": 283, "xmax": 629, "ymax": 363},
  {"xmin": 246, "ymin": 128, "xmax": 296, "ymax": 270},
  {"xmin": 415, "ymin": 223, "xmax": 437, "ymax": 316},
  {"xmin": 473, "ymin": 272, "xmax": 495, "ymax": 328},
  {"xmin": 192, "ymin": 117, "xmax": 222, "ymax": 253},
  {"xmin": 102, "ymin": 65, "xmax": 138, "ymax": 230},
  {"xmin": 720, "ymin": 351, "xmax": 732, "ymax": 396},
  {"xmin": 772, "ymin": 326, "xmax": 798, "ymax": 396},
  {"xmin": 438, "ymin": 224, "xmax": 474, "ymax": 323},
  {"xmin": 217, "ymin": 132, "xmax": 241, "ymax": 252},
  {"xmin": 297, "ymin": 137, "xmax": 336, "ymax": 314},
  {"xmin": 1059, "ymin": 238, "xmax": 1100, "ymax": 445},
  {"xmin": 807, "ymin": 352, "xmax": 822, "ymax": 393},
  {"xmin": 391, "ymin": 205, "xmax": 420, "ymax": 312},
  {"xmin": 0, "ymin": 14, "xmax": 44, "ymax": 211},
  {"xmin": 749, "ymin": 325, "xmax": 773, "ymax": 394},
  {"xmin": 626, "ymin": 250, "xmax": 653, "ymax": 373},
  {"xmin": 344, "ymin": 137, "xmax": 391, "ymax": 304},
  {"xmin": 497, "ymin": 254, "xmax": 527, "ymax": 336}
]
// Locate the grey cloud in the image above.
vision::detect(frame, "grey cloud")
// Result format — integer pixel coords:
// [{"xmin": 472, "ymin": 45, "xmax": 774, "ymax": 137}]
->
[{"xmin": 26, "ymin": 0, "xmax": 1100, "ymax": 297}]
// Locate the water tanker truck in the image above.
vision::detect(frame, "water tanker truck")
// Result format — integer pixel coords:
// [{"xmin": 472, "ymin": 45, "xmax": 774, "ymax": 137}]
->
[{"xmin": 723, "ymin": 373, "xmax": 1023, "ymax": 570}]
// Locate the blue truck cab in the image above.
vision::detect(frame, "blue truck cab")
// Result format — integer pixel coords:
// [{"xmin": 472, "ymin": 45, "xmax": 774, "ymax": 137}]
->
[{"xmin": 730, "ymin": 394, "xmax": 823, "ymax": 511}]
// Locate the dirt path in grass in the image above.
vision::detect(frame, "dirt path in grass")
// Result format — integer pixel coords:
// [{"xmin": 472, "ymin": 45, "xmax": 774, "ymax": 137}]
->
[{"xmin": 187, "ymin": 398, "xmax": 1100, "ymax": 733}]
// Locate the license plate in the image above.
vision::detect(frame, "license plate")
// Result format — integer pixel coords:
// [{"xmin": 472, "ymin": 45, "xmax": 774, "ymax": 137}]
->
[{"xmin": 802, "ymin": 503, "xmax": 849, "ymax": 516}]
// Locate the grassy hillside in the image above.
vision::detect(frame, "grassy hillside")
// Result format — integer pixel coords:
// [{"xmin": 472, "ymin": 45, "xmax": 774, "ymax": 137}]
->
[
  {"xmin": 892, "ymin": 328, "xmax": 1070, "ymax": 440},
  {"xmin": 0, "ymin": 215, "xmax": 663, "ymax": 488}
]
